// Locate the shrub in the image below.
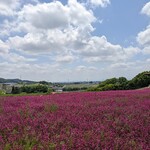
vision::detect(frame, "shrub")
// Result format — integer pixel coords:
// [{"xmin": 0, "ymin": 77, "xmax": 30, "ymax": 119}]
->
[
  {"xmin": 21, "ymin": 84, "xmax": 48, "ymax": 93},
  {"xmin": 0, "ymin": 90, "xmax": 5, "ymax": 95}
]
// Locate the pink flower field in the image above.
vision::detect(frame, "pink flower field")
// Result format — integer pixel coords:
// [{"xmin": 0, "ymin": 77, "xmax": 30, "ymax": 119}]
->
[{"xmin": 0, "ymin": 89, "xmax": 150, "ymax": 150}]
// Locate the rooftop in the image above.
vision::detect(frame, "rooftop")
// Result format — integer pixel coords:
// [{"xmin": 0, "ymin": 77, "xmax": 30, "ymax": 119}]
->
[{"xmin": 144, "ymin": 73, "xmax": 150, "ymax": 76}]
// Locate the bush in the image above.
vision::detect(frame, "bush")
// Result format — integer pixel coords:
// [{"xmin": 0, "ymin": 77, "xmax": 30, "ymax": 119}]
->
[
  {"xmin": 0, "ymin": 90, "xmax": 5, "ymax": 95},
  {"xmin": 47, "ymin": 88, "xmax": 53, "ymax": 94},
  {"xmin": 21, "ymin": 84, "xmax": 48, "ymax": 93}
]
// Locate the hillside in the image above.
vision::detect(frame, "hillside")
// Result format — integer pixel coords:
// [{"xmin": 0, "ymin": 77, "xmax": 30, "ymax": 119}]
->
[
  {"xmin": 87, "ymin": 71, "xmax": 150, "ymax": 91},
  {"xmin": 0, "ymin": 78, "xmax": 36, "ymax": 84}
]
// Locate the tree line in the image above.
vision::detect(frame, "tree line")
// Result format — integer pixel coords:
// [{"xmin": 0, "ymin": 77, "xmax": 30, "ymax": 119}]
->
[
  {"xmin": 87, "ymin": 71, "xmax": 150, "ymax": 91},
  {"xmin": 11, "ymin": 84, "xmax": 52, "ymax": 94}
]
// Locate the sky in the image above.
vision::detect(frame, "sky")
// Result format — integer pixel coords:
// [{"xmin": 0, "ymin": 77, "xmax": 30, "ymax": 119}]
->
[{"xmin": 0, "ymin": 0, "xmax": 150, "ymax": 82}]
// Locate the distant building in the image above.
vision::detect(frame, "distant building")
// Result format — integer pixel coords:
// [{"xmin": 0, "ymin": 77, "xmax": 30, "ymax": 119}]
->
[
  {"xmin": 52, "ymin": 86, "xmax": 63, "ymax": 92},
  {"xmin": 144, "ymin": 73, "xmax": 150, "ymax": 76},
  {"xmin": 0, "ymin": 83, "xmax": 16, "ymax": 94},
  {"xmin": 55, "ymin": 89, "xmax": 63, "ymax": 92},
  {"xmin": 0, "ymin": 84, "xmax": 3, "ymax": 91}
]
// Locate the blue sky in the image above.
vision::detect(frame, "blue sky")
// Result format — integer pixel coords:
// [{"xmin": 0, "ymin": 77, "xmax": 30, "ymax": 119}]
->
[
  {"xmin": 93, "ymin": 0, "xmax": 149, "ymax": 45},
  {"xmin": 0, "ymin": 0, "xmax": 150, "ymax": 82}
]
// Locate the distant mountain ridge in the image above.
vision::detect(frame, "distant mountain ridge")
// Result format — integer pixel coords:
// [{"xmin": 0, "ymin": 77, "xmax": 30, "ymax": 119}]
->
[{"xmin": 0, "ymin": 78, "xmax": 36, "ymax": 84}]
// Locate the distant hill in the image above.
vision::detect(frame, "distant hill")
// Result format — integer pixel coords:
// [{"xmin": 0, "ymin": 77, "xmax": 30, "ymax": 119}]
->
[{"xmin": 0, "ymin": 78, "xmax": 37, "ymax": 84}]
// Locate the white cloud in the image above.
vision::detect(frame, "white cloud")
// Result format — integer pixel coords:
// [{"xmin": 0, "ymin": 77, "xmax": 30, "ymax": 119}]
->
[
  {"xmin": 137, "ymin": 26, "xmax": 150, "ymax": 46},
  {"xmin": 8, "ymin": 29, "xmax": 140, "ymax": 63},
  {"xmin": 7, "ymin": 0, "xmax": 95, "ymax": 58},
  {"xmin": 9, "ymin": 33, "xmax": 56, "ymax": 54},
  {"xmin": 0, "ymin": 39, "xmax": 36, "ymax": 63},
  {"xmin": 136, "ymin": 2, "xmax": 150, "ymax": 55},
  {"xmin": 20, "ymin": 1, "xmax": 69, "ymax": 29},
  {"xmin": 110, "ymin": 62, "xmax": 134, "ymax": 69},
  {"xmin": 147, "ymin": 58, "xmax": 150, "ymax": 62},
  {"xmin": 56, "ymin": 55, "xmax": 75, "ymax": 63},
  {"xmin": 0, "ymin": 0, "xmax": 148, "ymax": 82},
  {"xmin": 0, "ymin": 0, "xmax": 20, "ymax": 16},
  {"xmin": 89, "ymin": 0, "xmax": 110, "ymax": 7},
  {"xmin": 8, "ymin": 31, "xmax": 70, "ymax": 55},
  {"xmin": 0, "ymin": 62, "xmax": 65, "ymax": 81},
  {"xmin": 123, "ymin": 46, "xmax": 140, "ymax": 57},
  {"xmin": 141, "ymin": 2, "xmax": 150, "ymax": 17},
  {"xmin": 0, "ymin": 60, "xmax": 149, "ymax": 82},
  {"xmin": 3, "ymin": 53, "xmax": 36, "ymax": 63},
  {"xmin": 68, "ymin": 0, "xmax": 96, "ymax": 26},
  {"xmin": 18, "ymin": 0, "xmax": 95, "ymax": 30},
  {"xmin": 137, "ymin": 2, "xmax": 150, "ymax": 55},
  {"xmin": 143, "ymin": 46, "xmax": 150, "ymax": 54},
  {"xmin": 0, "ymin": 40, "xmax": 9, "ymax": 55},
  {"xmin": 76, "ymin": 65, "xmax": 87, "ymax": 71},
  {"xmin": 78, "ymin": 36, "xmax": 140, "ymax": 62},
  {"xmin": 76, "ymin": 65, "xmax": 97, "ymax": 71},
  {"xmin": 79, "ymin": 36, "xmax": 122, "ymax": 57}
]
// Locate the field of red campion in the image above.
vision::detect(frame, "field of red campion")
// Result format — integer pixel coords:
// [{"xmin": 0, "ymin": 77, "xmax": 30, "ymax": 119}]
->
[{"xmin": 0, "ymin": 89, "xmax": 150, "ymax": 150}]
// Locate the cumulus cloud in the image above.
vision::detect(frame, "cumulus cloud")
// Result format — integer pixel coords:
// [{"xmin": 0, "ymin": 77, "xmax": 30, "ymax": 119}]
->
[
  {"xmin": 3, "ymin": 53, "xmax": 36, "ymax": 63},
  {"xmin": 68, "ymin": 0, "xmax": 96, "ymax": 26},
  {"xmin": 123, "ymin": 46, "xmax": 140, "ymax": 57},
  {"xmin": 0, "ymin": 0, "xmax": 20, "ymax": 16},
  {"xmin": 76, "ymin": 65, "xmax": 97, "ymax": 71},
  {"xmin": 0, "ymin": 62, "xmax": 46, "ymax": 80},
  {"xmin": 56, "ymin": 55, "xmax": 75, "ymax": 63},
  {"xmin": 143, "ymin": 46, "xmax": 150, "ymax": 54},
  {"xmin": 8, "ymin": 29, "xmax": 140, "ymax": 63},
  {"xmin": 8, "ymin": 28, "xmax": 79, "ymax": 55},
  {"xmin": 89, "ymin": 0, "xmax": 110, "ymax": 7},
  {"xmin": 0, "ymin": 0, "xmax": 148, "ymax": 81},
  {"xmin": 19, "ymin": 0, "xmax": 95, "ymax": 30},
  {"xmin": 137, "ymin": 2, "xmax": 150, "ymax": 55},
  {"xmin": 137, "ymin": 26, "xmax": 150, "ymax": 46},
  {"xmin": 0, "ymin": 60, "xmax": 149, "ymax": 82},
  {"xmin": 0, "ymin": 39, "xmax": 36, "ymax": 63},
  {"xmin": 20, "ymin": 1, "xmax": 69, "ymax": 29},
  {"xmin": 141, "ymin": 2, "xmax": 150, "ymax": 17},
  {"xmin": 78, "ymin": 36, "xmax": 140, "ymax": 62},
  {"xmin": 147, "ymin": 58, "xmax": 150, "ymax": 62},
  {"xmin": 0, "ymin": 40, "xmax": 9, "ymax": 55},
  {"xmin": 78, "ymin": 36, "xmax": 122, "ymax": 56},
  {"xmin": 8, "ymin": 33, "xmax": 65, "ymax": 54},
  {"xmin": 7, "ymin": 0, "xmax": 96, "ymax": 57}
]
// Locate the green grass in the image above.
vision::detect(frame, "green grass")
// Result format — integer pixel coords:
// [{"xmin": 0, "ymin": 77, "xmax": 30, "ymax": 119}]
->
[
  {"xmin": 0, "ymin": 92, "xmax": 49, "ymax": 97},
  {"xmin": 64, "ymin": 83, "xmax": 98, "ymax": 88},
  {"xmin": 44, "ymin": 103, "xmax": 59, "ymax": 113}
]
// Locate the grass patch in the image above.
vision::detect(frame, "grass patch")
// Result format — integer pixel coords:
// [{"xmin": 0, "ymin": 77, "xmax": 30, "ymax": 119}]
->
[
  {"xmin": 44, "ymin": 103, "xmax": 59, "ymax": 113},
  {"xmin": 0, "ymin": 92, "xmax": 49, "ymax": 97}
]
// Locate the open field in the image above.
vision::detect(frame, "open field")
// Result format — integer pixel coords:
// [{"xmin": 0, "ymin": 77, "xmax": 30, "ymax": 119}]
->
[
  {"xmin": 63, "ymin": 83, "xmax": 98, "ymax": 89},
  {"xmin": 62, "ymin": 83, "xmax": 99, "ymax": 92},
  {"xmin": 0, "ymin": 89, "xmax": 150, "ymax": 149}
]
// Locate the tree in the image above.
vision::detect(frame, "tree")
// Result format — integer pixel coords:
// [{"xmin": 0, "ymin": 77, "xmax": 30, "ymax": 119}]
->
[
  {"xmin": 21, "ymin": 84, "xmax": 48, "ymax": 93},
  {"xmin": 39, "ymin": 81, "xmax": 50, "ymax": 85},
  {"xmin": 12, "ymin": 86, "xmax": 21, "ymax": 94},
  {"xmin": 129, "ymin": 71, "xmax": 150, "ymax": 89},
  {"xmin": 118, "ymin": 77, "xmax": 127, "ymax": 84}
]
